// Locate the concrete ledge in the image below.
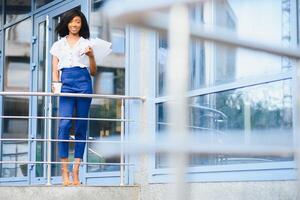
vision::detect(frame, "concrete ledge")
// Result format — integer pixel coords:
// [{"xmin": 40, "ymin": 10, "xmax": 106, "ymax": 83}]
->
[{"xmin": 0, "ymin": 186, "xmax": 140, "ymax": 200}]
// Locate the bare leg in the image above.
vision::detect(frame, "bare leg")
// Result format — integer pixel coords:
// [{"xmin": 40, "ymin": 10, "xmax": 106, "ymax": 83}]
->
[
  {"xmin": 72, "ymin": 158, "xmax": 81, "ymax": 185},
  {"xmin": 61, "ymin": 158, "xmax": 71, "ymax": 186}
]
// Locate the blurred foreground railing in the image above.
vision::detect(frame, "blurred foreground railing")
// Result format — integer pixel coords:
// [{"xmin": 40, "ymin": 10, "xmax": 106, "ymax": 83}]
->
[{"xmin": 102, "ymin": 0, "xmax": 300, "ymax": 200}]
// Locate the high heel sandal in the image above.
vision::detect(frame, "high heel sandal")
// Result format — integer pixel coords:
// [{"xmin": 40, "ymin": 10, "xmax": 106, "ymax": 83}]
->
[{"xmin": 61, "ymin": 168, "xmax": 71, "ymax": 186}]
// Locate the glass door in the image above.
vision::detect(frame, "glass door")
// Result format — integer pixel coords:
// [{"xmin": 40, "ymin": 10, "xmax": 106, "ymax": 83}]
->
[
  {"xmin": 31, "ymin": 14, "xmax": 47, "ymax": 185},
  {"xmin": 31, "ymin": 0, "xmax": 87, "ymax": 185}
]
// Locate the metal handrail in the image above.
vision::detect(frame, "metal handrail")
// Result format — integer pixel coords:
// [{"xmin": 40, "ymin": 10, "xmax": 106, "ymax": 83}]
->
[
  {"xmin": 0, "ymin": 91, "xmax": 144, "ymax": 186},
  {"xmin": 0, "ymin": 115, "xmax": 132, "ymax": 122},
  {"xmin": 0, "ymin": 91, "xmax": 145, "ymax": 100},
  {"xmin": 0, "ymin": 138, "xmax": 130, "ymax": 143},
  {"xmin": 0, "ymin": 161, "xmax": 133, "ymax": 166}
]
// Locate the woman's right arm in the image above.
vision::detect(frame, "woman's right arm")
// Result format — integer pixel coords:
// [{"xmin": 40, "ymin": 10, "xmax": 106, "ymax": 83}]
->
[{"xmin": 52, "ymin": 56, "xmax": 59, "ymax": 82}]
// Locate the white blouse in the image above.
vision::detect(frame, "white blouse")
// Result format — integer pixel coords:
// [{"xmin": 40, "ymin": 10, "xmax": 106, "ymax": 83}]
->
[{"xmin": 50, "ymin": 36, "xmax": 91, "ymax": 70}]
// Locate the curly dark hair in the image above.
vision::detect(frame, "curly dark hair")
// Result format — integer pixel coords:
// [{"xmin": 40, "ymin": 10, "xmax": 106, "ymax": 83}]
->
[{"xmin": 55, "ymin": 9, "xmax": 90, "ymax": 39}]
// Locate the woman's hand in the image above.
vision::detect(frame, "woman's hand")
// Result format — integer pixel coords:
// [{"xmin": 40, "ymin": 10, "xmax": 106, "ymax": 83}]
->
[
  {"xmin": 85, "ymin": 46, "xmax": 94, "ymax": 58},
  {"xmin": 85, "ymin": 46, "xmax": 97, "ymax": 76}
]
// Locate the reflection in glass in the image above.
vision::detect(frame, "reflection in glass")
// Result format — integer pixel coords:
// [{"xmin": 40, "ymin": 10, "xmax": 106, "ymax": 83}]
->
[
  {"xmin": 157, "ymin": 4, "xmax": 205, "ymax": 96},
  {"xmin": 88, "ymin": 2, "xmax": 126, "ymax": 172},
  {"xmin": 222, "ymin": 0, "xmax": 284, "ymax": 44},
  {"xmin": 88, "ymin": 99, "xmax": 121, "ymax": 172},
  {"xmin": 158, "ymin": 1, "xmax": 294, "ymax": 88},
  {"xmin": 214, "ymin": 0, "xmax": 293, "ymax": 84},
  {"xmin": 1, "ymin": 19, "xmax": 31, "ymax": 177},
  {"xmin": 155, "ymin": 80, "xmax": 293, "ymax": 168},
  {"xmin": 157, "ymin": 35, "xmax": 167, "ymax": 97},
  {"xmin": 36, "ymin": 0, "xmax": 54, "ymax": 9},
  {"xmin": 155, "ymin": 103, "xmax": 168, "ymax": 168},
  {"xmin": 5, "ymin": 0, "xmax": 31, "ymax": 24},
  {"xmin": 1, "ymin": 142, "xmax": 28, "ymax": 177},
  {"xmin": 36, "ymin": 21, "xmax": 47, "ymax": 177},
  {"xmin": 0, "ymin": 1, "xmax": 2, "ymax": 27}
]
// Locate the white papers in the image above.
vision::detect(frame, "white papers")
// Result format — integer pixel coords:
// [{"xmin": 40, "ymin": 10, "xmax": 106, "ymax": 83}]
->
[{"xmin": 89, "ymin": 38, "xmax": 112, "ymax": 65}]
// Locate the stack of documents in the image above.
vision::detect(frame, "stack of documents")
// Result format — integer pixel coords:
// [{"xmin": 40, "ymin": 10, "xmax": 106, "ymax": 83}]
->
[{"xmin": 89, "ymin": 38, "xmax": 112, "ymax": 64}]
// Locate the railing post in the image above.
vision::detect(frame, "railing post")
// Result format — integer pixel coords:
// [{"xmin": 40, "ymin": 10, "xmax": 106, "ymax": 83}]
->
[
  {"xmin": 166, "ymin": 3, "xmax": 190, "ymax": 200},
  {"xmin": 45, "ymin": 14, "xmax": 52, "ymax": 186},
  {"xmin": 120, "ymin": 98, "xmax": 125, "ymax": 186},
  {"xmin": 46, "ymin": 97, "xmax": 52, "ymax": 185}
]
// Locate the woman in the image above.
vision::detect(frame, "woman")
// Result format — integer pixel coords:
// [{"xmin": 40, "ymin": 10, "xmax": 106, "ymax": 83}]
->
[{"xmin": 50, "ymin": 9, "xmax": 96, "ymax": 186}]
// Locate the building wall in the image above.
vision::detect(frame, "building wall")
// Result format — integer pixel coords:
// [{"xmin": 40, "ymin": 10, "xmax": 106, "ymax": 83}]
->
[{"xmin": 139, "ymin": 181, "xmax": 297, "ymax": 200}]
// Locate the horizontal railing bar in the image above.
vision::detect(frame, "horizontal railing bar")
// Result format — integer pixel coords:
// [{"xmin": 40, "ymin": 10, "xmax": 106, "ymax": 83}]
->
[
  {"xmin": 0, "ymin": 91, "xmax": 145, "ymax": 100},
  {"xmin": 0, "ymin": 138, "xmax": 128, "ymax": 144},
  {"xmin": 0, "ymin": 161, "xmax": 133, "ymax": 166},
  {"xmin": 0, "ymin": 115, "xmax": 133, "ymax": 122},
  {"xmin": 109, "ymin": 11, "xmax": 300, "ymax": 59},
  {"xmin": 0, "ymin": 138, "xmax": 294, "ymax": 156},
  {"xmin": 103, "ymin": 0, "xmax": 204, "ymax": 19}
]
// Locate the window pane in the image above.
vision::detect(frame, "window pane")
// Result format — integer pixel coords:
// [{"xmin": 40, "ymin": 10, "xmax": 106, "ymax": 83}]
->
[
  {"xmin": 0, "ymin": 1, "xmax": 3, "ymax": 27},
  {"xmin": 158, "ymin": 1, "xmax": 295, "ymax": 93},
  {"xmin": 36, "ymin": 21, "xmax": 47, "ymax": 177},
  {"xmin": 155, "ymin": 103, "xmax": 168, "ymax": 168},
  {"xmin": 4, "ymin": 18, "xmax": 31, "ymax": 90},
  {"xmin": 1, "ymin": 97, "xmax": 29, "ymax": 177},
  {"xmin": 189, "ymin": 80, "xmax": 293, "ymax": 166},
  {"xmin": 214, "ymin": 0, "xmax": 294, "ymax": 84},
  {"xmin": 88, "ymin": 99, "xmax": 122, "ymax": 173},
  {"xmin": 219, "ymin": 0, "xmax": 288, "ymax": 45},
  {"xmin": 157, "ymin": 35, "xmax": 167, "ymax": 96},
  {"xmin": 1, "ymin": 18, "xmax": 31, "ymax": 177},
  {"xmin": 156, "ymin": 80, "xmax": 293, "ymax": 168},
  {"xmin": 5, "ymin": 0, "xmax": 31, "ymax": 24},
  {"xmin": 36, "ymin": 0, "xmax": 54, "ymax": 9},
  {"xmin": 87, "ymin": 1, "xmax": 126, "ymax": 172},
  {"xmin": 157, "ymin": 3, "xmax": 205, "ymax": 96}
]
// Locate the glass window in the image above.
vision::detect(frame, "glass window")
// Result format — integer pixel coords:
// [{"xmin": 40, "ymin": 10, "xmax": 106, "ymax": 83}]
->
[
  {"xmin": 87, "ymin": 0, "xmax": 126, "ymax": 172},
  {"xmin": 1, "ymin": 18, "xmax": 31, "ymax": 177},
  {"xmin": 36, "ymin": 20, "xmax": 47, "ymax": 177},
  {"xmin": 5, "ymin": 0, "xmax": 31, "ymax": 24},
  {"xmin": 157, "ymin": 3, "xmax": 205, "ymax": 96},
  {"xmin": 219, "ymin": 0, "xmax": 286, "ymax": 45},
  {"xmin": 156, "ymin": 80, "xmax": 293, "ymax": 168},
  {"xmin": 36, "ymin": 0, "xmax": 55, "ymax": 9},
  {"xmin": 158, "ymin": 1, "xmax": 295, "ymax": 92},
  {"xmin": 0, "ymin": 1, "xmax": 3, "ymax": 27},
  {"xmin": 213, "ymin": 0, "xmax": 294, "ymax": 84},
  {"xmin": 157, "ymin": 34, "xmax": 168, "ymax": 96}
]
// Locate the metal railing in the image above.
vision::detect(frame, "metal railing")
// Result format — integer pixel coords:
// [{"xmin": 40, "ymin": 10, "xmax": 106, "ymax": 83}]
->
[{"xmin": 0, "ymin": 91, "xmax": 144, "ymax": 185}]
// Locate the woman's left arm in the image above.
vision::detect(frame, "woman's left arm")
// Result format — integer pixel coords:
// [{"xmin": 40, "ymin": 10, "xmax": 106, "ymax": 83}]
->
[{"xmin": 85, "ymin": 47, "xmax": 97, "ymax": 76}]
